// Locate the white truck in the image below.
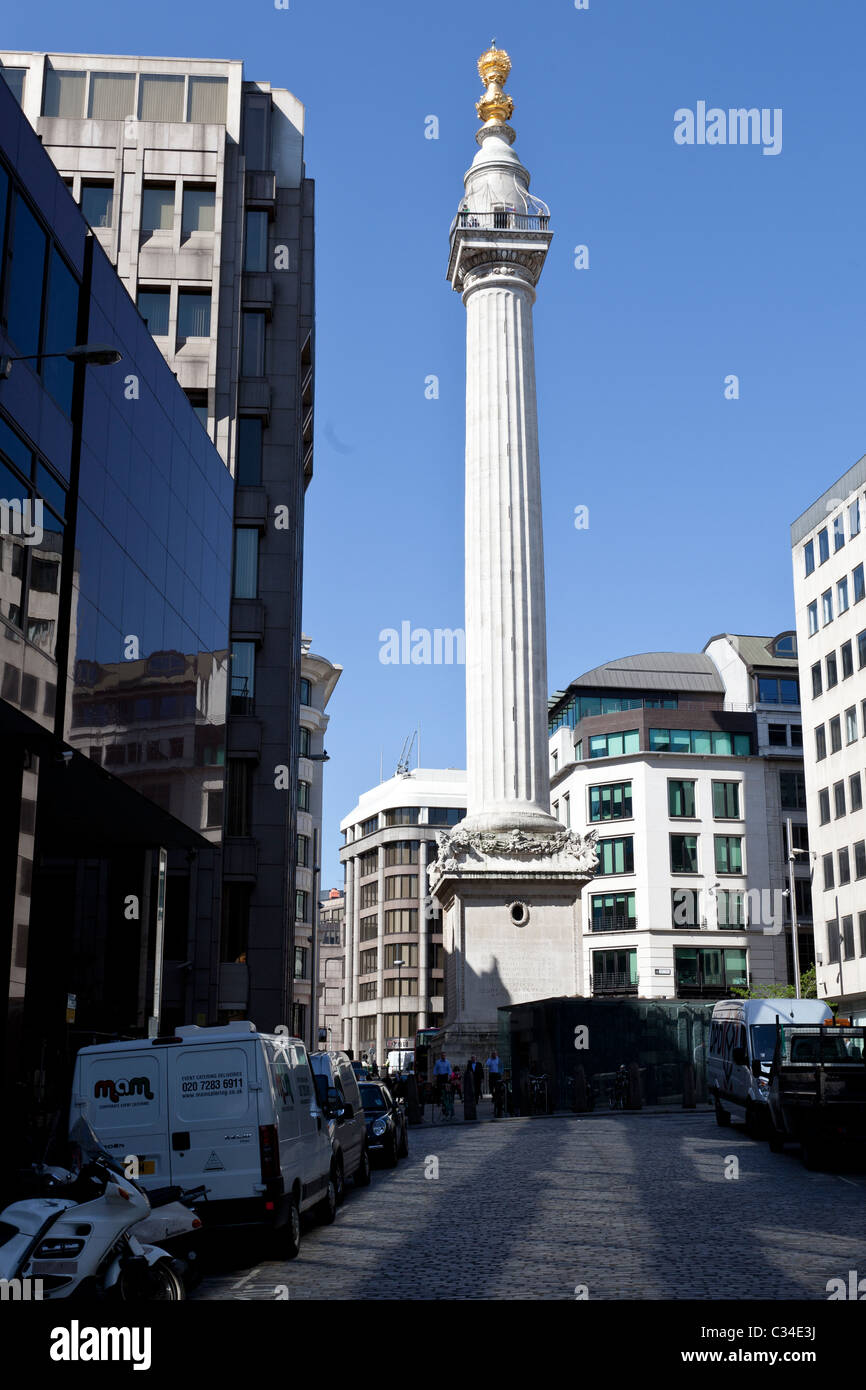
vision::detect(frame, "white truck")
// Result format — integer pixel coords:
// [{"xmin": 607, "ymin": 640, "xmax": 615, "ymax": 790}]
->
[
  {"xmin": 70, "ymin": 1021, "xmax": 337, "ymax": 1255},
  {"xmin": 707, "ymin": 997, "xmax": 832, "ymax": 1134}
]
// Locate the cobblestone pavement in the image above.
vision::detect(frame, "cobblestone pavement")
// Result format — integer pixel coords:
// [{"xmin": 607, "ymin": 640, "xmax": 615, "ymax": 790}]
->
[{"xmin": 193, "ymin": 1110, "xmax": 866, "ymax": 1301}]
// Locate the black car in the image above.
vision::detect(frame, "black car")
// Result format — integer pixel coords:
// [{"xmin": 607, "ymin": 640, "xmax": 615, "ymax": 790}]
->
[{"xmin": 358, "ymin": 1082, "xmax": 409, "ymax": 1167}]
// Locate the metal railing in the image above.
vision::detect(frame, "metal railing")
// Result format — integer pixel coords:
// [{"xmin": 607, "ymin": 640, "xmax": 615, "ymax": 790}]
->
[
  {"xmin": 455, "ymin": 210, "xmax": 550, "ymax": 232},
  {"xmin": 592, "ymin": 974, "xmax": 638, "ymax": 995},
  {"xmin": 590, "ymin": 915, "xmax": 636, "ymax": 933}
]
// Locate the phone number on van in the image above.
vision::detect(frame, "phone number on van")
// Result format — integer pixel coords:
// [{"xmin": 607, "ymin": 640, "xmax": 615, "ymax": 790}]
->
[{"xmin": 181, "ymin": 1073, "xmax": 244, "ymax": 1094}]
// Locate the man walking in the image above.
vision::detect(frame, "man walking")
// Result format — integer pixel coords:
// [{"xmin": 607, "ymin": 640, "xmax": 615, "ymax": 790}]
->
[{"xmin": 433, "ymin": 1050, "xmax": 452, "ymax": 1113}]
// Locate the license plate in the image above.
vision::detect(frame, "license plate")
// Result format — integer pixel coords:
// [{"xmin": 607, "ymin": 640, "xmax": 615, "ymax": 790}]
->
[{"xmin": 31, "ymin": 1259, "xmax": 79, "ymax": 1276}]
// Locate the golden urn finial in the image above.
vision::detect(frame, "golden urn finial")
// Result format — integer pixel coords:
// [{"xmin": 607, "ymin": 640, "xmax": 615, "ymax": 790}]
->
[{"xmin": 476, "ymin": 40, "xmax": 514, "ymax": 126}]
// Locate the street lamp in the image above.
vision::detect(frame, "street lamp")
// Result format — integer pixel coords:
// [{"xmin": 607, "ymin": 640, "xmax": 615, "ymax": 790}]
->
[
  {"xmin": 0, "ymin": 343, "xmax": 123, "ymax": 378},
  {"xmin": 393, "ymin": 957, "xmax": 405, "ymax": 1048}
]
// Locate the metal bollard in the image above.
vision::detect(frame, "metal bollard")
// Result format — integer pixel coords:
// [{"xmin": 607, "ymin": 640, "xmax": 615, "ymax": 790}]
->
[{"xmin": 406, "ymin": 1072, "xmax": 422, "ymax": 1125}]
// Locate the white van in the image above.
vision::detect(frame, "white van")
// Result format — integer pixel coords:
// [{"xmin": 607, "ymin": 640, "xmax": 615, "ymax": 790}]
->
[
  {"xmin": 708, "ymin": 998, "xmax": 832, "ymax": 1133},
  {"xmin": 71, "ymin": 1021, "xmax": 337, "ymax": 1254}
]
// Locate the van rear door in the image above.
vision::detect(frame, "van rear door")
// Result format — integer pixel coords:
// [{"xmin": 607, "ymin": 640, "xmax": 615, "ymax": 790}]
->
[
  {"xmin": 73, "ymin": 1046, "xmax": 169, "ymax": 1182},
  {"xmin": 166, "ymin": 1042, "xmax": 261, "ymax": 1199}
]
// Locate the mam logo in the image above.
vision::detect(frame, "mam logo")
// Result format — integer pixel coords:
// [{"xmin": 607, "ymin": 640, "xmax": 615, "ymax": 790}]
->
[{"xmin": 93, "ymin": 1077, "xmax": 154, "ymax": 1104}]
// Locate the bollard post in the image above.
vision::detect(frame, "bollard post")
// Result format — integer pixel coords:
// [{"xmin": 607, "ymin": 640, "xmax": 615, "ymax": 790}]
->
[
  {"xmin": 463, "ymin": 1075, "xmax": 477, "ymax": 1122},
  {"xmin": 682, "ymin": 1063, "xmax": 696, "ymax": 1110},
  {"xmin": 406, "ymin": 1072, "xmax": 422, "ymax": 1125}
]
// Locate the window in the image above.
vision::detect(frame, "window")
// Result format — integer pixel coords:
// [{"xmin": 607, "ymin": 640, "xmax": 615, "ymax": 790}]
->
[
  {"xmin": 715, "ymin": 836, "xmax": 743, "ymax": 875},
  {"xmin": 384, "ymin": 976, "xmax": 417, "ymax": 998},
  {"xmin": 0, "ymin": 67, "xmax": 26, "ymax": 103},
  {"xmin": 384, "ymin": 943, "xmax": 418, "ymax": 968},
  {"xmin": 241, "ymin": 311, "xmax": 266, "ymax": 376},
  {"xmin": 834, "ymin": 781, "xmax": 846, "ymax": 819},
  {"xmin": 590, "ymin": 892, "xmax": 636, "ymax": 932},
  {"xmin": 838, "ymin": 577, "xmax": 850, "ymax": 614},
  {"xmin": 810, "ymin": 662, "xmax": 822, "ymax": 699},
  {"xmin": 297, "ymin": 779, "xmax": 311, "ymax": 812},
  {"xmin": 670, "ymin": 834, "xmax": 698, "ymax": 874},
  {"xmin": 804, "ymin": 540, "xmax": 815, "ymax": 575},
  {"xmin": 232, "ymin": 527, "xmax": 258, "ymax": 598},
  {"xmin": 855, "ymin": 841, "xmax": 866, "ymax": 879},
  {"xmin": 839, "ymin": 848, "xmax": 851, "ymax": 886},
  {"xmin": 299, "ymin": 726, "xmax": 311, "ymax": 757},
  {"xmin": 589, "ymin": 782, "xmax": 632, "ymax": 822},
  {"xmin": 138, "ymin": 73, "xmax": 185, "ymax": 122},
  {"xmin": 243, "ymin": 99, "xmax": 270, "ymax": 168},
  {"xmin": 668, "ymin": 780, "xmax": 696, "ymax": 818},
  {"xmin": 818, "ymin": 788, "xmax": 830, "ymax": 824},
  {"xmin": 385, "ymin": 808, "xmax": 420, "ymax": 827},
  {"xmin": 818, "ymin": 528, "xmax": 829, "ymax": 563},
  {"xmin": 7, "ymin": 196, "xmax": 46, "ymax": 357},
  {"xmin": 757, "ymin": 676, "xmax": 799, "ymax": 705},
  {"xmin": 858, "ymin": 631, "xmax": 866, "ymax": 671},
  {"xmin": 780, "ymin": 771, "xmax": 806, "ymax": 810},
  {"xmin": 225, "ymin": 760, "xmax": 251, "ymax": 836},
  {"xmin": 843, "ymin": 915, "xmax": 855, "ymax": 960},
  {"xmin": 141, "ymin": 184, "xmax": 175, "ymax": 232},
  {"xmin": 842, "ymin": 641, "xmax": 854, "ymax": 679},
  {"xmin": 846, "ymin": 706, "xmax": 859, "ymax": 744},
  {"xmin": 137, "ymin": 288, "xmax": 170, "ymax": 335},
  {"xmin": 244, "ymin": 209, "xmax": 269, "ymax": 271},
  {"xmin": 596, "ymin": 837, "xmax": 634, "ymax": 875},
  {"xmin": 861, "ymin": 913, "xmax": 866, "ymax": 957},
  {"xmin": 712, "ymin": 781, "xmax": 740, "ymax": 819},
  {"xmin": 855, "ymin": 565, "xmax": 865, "ymax": 604},
  {"xmin": 80, "ymin": 182, "xmax": 114, "ymax": 228},
  {"xmin": 851, "ymin": 773, "xmax": 863, "ymax": 811},
  {"xmin": 833, "ymin": 513, "xmax": 846, "ymax": 551},
  {"xmin": 181, "ymin": 185, "xmax": 215, "ymax": 235},
  {"xmin": 826, "ymin": 652, "xmax": 838, "ymax": 689},
  {"xmin": 384, "ymin": 908, "xmax": 417, "ymax": 934},
  {"xmin": 230, "ymin": 639, "xmax": 255, "ymax": 712},
  {"xmin": 359, "ymin": 848, "xmax": 379, "ymax": 874},
  {"xmin": 88, "ymin": 72, "xmax": 134, "ymax": 119},
  {"xmin": 383, "ymin": 842, "xmax": 419, "ymax": 868},
  {"xmin": 815, "ymin": 724, "xmax": 826, "ymax": 760},
  {"xmin": 359, "ymin": 881, "xmax": 378, "ymax": 908},
  {"xmin": 359, "ymin": 949, "xmax": 378, "ymax": 976},
  {"xmin": 204, "ymin": 788, "xmax": 223, "ymax": 829},
  {"xmin": 592, "ymin": 948, "xmax": 638, "ymax": 995},
  {"xmin": 827, "ymin": 923, "xmax": 840, "ymax": 964},
  {"xmin": 300, "ymin": 677, "xmax": 312, "ymax": 705},
  {"xmin": 649, "ymin": 728, "xmax": 752, "ymax": 756},
  {"xmin": 236, "ymin": 418, "xmax": 263, "ymax": 486},
  {"xmin": 360, "ymin": 815, "xmax": 378, "ymax": 836},
  {"xmin": 807, "ymin": 601, "xmax": 818, "ymax": 636},
  {"xmin": 787, "ymin": 823, "xmax": 810, "ymax": 855},
  {"xmin": 830, "ymin": 716, "xmax": 842, "ymax": 753},
  {"xmin": 671, "ymin": 888, "xmax": 699, "ymax": 927},
  {"xmin": 822, "ymin": 590, "xmax": 833, "ymax": 625},
  {"xmin": 296, "ymin": 833, "xmax": 309, "ymax": 868},
  {"xmin": 823, "ymin": 854, "xmax": 835, "ymax": 891},
  {"xmin": 427, "ymin": 807, "xmax": 465, "ymax": 826},
  {"xmin": 790, "ymin": 725, "xmax": 803, "ymax": 747},
  {"xmin": 187, "ymin": 75, "xmax": 228, "ymax": 124},
  {"xmin": 41, "ymin": 247, "xmax": 79, "ymax": 413},
  {"xmin": 385, "ymin": 874, "xmax": 417, "ymax": 900},
  {"xmin": 360, "ymin": 917, "xmax": 377, "ymax": 943},
  {"xmin": 768, "ymin": 723, "xmax": 788, "ymax": 746},
  {"xmin": 186, "ymin": 391, "xmax": 208, "ymax": 429},
  {"xmin": 587, "ymin": 730, "xmax": 640, "ymax": 758},
  {"xmin": 295, "ymin": 890, "xmax": 309, "ymax": 924},
  {"xmin": 177, "ymin": 290, "xmax": 211, "ymax": 337},
  {"xmin": 717, "ymin": 889, "xmax": 746, "ymax": 928},
  {"xmin": 43, "ymin": 68, "xmax": 86, "ymax": 118},
  {"xmin": 851, "ymin": 500, "xmax": 861, "ymax": 537},
  {"xmin": 674, "ymin": 947, "xmax": 747, "ymax": 998}
]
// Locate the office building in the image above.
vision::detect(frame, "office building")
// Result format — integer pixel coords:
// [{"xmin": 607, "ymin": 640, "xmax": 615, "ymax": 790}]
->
[
  {"xmin": 792, "ymin": 459, "xmax": 866, "ymax": 1020},
  {"xmin": 317, "ymin": 889, "xmax": 345, "ymax": 1051},
  {"xmin": 0, "ymin": 50, "xmax": 316, "ymax": 1029}
]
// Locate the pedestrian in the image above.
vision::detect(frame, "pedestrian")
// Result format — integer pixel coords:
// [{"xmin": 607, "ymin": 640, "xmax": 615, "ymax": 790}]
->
[
  {"xmin": 433, "ymin": 1050, "xmax": 451, "ymax": 1107},
  {"xmin": 486, "ymin": 1049, "xmax": 502, "ymax": 1095},
  {"xmin": 467, "ymin": 1054, "xmax": 484, "ymax": 1103},
  {"xmin": 450, "ymin": 1065, "xmax": 462, "ymax": 1101}
]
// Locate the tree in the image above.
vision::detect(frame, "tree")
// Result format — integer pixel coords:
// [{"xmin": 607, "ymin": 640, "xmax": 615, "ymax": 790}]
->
[{"xmin": 732, "ymin": 965, "xmax": 821, "ymax": 1002}]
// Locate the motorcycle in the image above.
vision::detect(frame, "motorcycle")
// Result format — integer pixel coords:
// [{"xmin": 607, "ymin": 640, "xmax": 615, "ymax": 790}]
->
[{"xmin": 0, "ymin": 1116, "xmax": 186, "ymax": 1300}]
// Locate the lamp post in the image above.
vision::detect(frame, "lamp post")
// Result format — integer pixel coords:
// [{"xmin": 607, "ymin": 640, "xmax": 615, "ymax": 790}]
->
[
  {"xmin": 786, "ymin": 818, "xmax": 804, "ymax": 999},
  {"xmin": 0, "ymin": 343, "xmax": 123, "ymax": 377},
  {"xmin": 393, "ymin": 958, "xmax": 405, "ymax": 1050},
  {"xmin": 304, "ymin": 750, "xmax": 330, "ymax": 1052}
]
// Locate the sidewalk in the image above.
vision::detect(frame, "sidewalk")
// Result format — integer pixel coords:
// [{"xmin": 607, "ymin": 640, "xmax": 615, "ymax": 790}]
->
[{"xmin": 410, "ymin": 1095, "xmax": 714, "ymax": 1125}]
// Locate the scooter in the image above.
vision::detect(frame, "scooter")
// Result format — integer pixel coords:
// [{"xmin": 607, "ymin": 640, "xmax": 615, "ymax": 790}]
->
[
  {"xmin": 0, "ymin": 1116, "xmax": 185, "ymax": 1300},
  {"xmin": 132, "ymin": 1184, "xmax": 208, "ymax": 1289}
]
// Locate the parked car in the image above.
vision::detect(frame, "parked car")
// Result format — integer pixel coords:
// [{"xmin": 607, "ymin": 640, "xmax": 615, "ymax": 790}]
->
[
  {"xmin": 708, "ymin": 998, "xmax": 832, "ymax": 1134},
  {"xmin": 70, "ymin": 1021, "xmax": 337, "ymax": 1256},
  {"xmin": 358, "ymin": 1082, "xmax": 409, "ymax": 1167},
  {"xmin": 310, "ymin": 1050, "xmax": 371, "ymax": 1199},
  {"xmin": 351, "ymin": 1060, "xmax": 370, "ymax": 1081}
]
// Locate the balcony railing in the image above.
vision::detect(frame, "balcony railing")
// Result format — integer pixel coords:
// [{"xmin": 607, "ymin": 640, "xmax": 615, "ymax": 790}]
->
[
  {"xmin": 590, "ymin": 915, "xmax": 636, "ymax": 933},
  {"xmin": 592, "ymin": 974, "xmax": 638, "ymax": 995},
  {"xmin": 455, "ymin": 210, "xmax": 550, "ymax": 232}
]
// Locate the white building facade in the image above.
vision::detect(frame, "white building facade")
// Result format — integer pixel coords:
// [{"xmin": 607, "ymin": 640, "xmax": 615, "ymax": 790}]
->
[{"xmin": 792, "ymin": 457, "xmax": 866, "ymax": 1021}]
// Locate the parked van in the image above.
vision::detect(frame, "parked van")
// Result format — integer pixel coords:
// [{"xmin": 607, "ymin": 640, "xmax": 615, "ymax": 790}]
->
[
  {"xmin": 309, "ymin": 1050, "xmax": 371, "ymax": 1199},
  {"xmin": 708, "ymin": 998, "xmax": 832, "ymax": 1133},
  {"xmin": 71, "ymin": 1022, "xmax": 337, "ymax": 1255}
]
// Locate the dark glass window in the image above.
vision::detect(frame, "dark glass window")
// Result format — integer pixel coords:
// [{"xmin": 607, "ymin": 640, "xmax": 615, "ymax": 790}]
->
[
  {"xmin": 243, "ymin": 100, "xmax": 269, "ymax": 167},
  {"xmin": 768, "ymin": 723, "xmax": 788, "ymax": 746},
  {"xmin": 589, "ymin": 782, "xmax": 632, "ymax": 821},
  {"xmin": 668, "ymin": 780, "xmax": 696, "ymax": 817},
  {"xmin": 220, "ymin": 883, "xmax": 251, "ymax": 962},
  {"xmin": 818, "ymin": 527, "xmax": 829, "ymax": 563},
  {"xmin": 823, "ymin": 854, "xmax": 835, "ymax": 891},
  {"xmin": 42, "ymin": 248, "xmax": 79, "ymax": 413},
  {"xmin": 714, "ymin": 835, "xmax": 743, "ymax": 875},
  {"xmin": 815, "ymin": 724, "xmax": 826, "ymax": 760},
  {"xmin": 427, "ymin": 807, "xmax": 465, "ymax": 826},
  {"xmin": 670, "ymin": 834, "xmax": 698, "ymax": 874},
  {"xmin": 811, "ymin": 663, "xmax": 822, "ymax": 698},
  {"xmin": 855, "ymin": 841, "xmax": 866, "ymax": 879},
  {"xmin": 712, "ymin": 782, "xmax": 740, "ymax": 818},
  {"xmin": 590, "ymin": 892, "xmax": 636, "ymax": 932},
  {"xmin": 141, "ymin": 185, "xmax": 175, "ymax": 233},
  {"xmin": 851, "ymin": 773, "xmax": 863, "ymax": 811},
  {"xmin": 834, "ymin": 781, "xmax": 846, "ymax": 818},
  {"xmin": 0, "ymin": 67, "xmax": 25, "ymax": 103},
  {"xmin": 818, "ymin": 788, "xmax": 830, "ymax": 824},
  {"xmin": 826, "ymin": 652, "xmax": 838, "ymax": 688},
  {"xmin": 298, "ymin": 780, "xmax": 311, "ymax": 811},
  {"xmin": 7, "ymin": 196, "xmax": 46, "ymax": 356},
  {"xmin": 236, "ymin": 417, "xmax": 263, "ymax": 486},
  {"xmin": 230, "ymin": 639, "xmax": 255, "ymax": 713},
  {"xmin": 80, "ymin": 182, "xmax": 114, "ymax": 228},
  {"xmin": 855, "ymin": 564, "xmax": 866, "ymax": 604},
  {"xmin": 839, "ymin": 848, "xmax": 851, "ymax": 886},
  {"xmin": 241, "ymin": 311, "xmax": 266, "ymax": 376},
  {"xmin": 244, "ymin": 209, "xmax": 268, "ymax": 271},
  {"xmin": 43, "ymin": 69, "xmax": 85, "ymax": 118},
  {"xmin": 177, "ymin": 290, "xmax": 211, "ymax": 338},
  {"xmin": 804, "ymin": 540, "xmax": 815, "ymax": 575},
  {"xmin": 181, "ymin": 186, "xmax": 215, "ymax": 236},
  {"xmin": 596, "ymin": 837, "xmax": 634, "ymax": 875},
  {"xmin": 300, "ymin": 677, "xmax": 312, "ymax": 705},
  {"xmin": 830, "ymin": 716, "xmax": 842, "ymax": 753},
  {"xmin": 137, "ymin": 288, "xmax": 170, "ymax": 335},
  {"xmin": 780, "ymin": 772, "xmax": 807, "ymax": 810}
]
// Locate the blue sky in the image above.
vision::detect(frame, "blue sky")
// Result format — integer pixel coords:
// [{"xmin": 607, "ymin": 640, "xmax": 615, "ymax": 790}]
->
[{"xmin": 7, "ymin": 0, "xmax": 865, "ymax": 884}]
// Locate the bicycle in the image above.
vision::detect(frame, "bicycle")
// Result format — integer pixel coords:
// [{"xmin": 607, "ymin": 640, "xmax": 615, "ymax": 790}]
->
[
  {"xmin": 435, "ymin": 1080, "xmax": 454, "ymax": 1122},
  {"xmin": 608, "ymin": 1070, "xmax": 628, "ymax": 1111},
  {"xmin": 528, "ymin": 1073, "xmax": 548, "ymax": 1116}
]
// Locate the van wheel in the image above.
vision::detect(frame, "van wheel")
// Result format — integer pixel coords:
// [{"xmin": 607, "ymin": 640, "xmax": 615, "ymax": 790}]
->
[
  {"xmin": 316, "ymin": 1172, "xmax": 337, "ymax": 1226},
  {"xmin": 278, "ymin": 1195, "xmax": 301, "ymax": 1259},
  {"xmin": 333, "ymin": 1156, "xmax": 345, "ymax": 1205},
  {"xmin": 714, "ymin": 1096, "xmax": 731, "ymax": 1128},
  {"xmin": 355, "ymin": 1145, "xmax": 372, "ymax": 1187}
]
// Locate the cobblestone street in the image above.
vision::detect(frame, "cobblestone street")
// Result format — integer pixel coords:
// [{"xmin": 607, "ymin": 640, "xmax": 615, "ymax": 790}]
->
[{"xmin": 194, "ymin": 1111, "xmax": 866, "ymax": 1301}]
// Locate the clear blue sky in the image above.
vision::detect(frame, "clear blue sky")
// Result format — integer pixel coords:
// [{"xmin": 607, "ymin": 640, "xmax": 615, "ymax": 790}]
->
[{"xmin": 9, "ymin": 1, "xmax": 866, "ymax": 885}]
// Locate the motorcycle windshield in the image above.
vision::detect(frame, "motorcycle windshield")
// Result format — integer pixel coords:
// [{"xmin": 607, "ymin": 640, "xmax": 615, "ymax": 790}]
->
[{"xmin": 68, "ymin": 1114, "xmax": 124, "ymax": 1175}]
